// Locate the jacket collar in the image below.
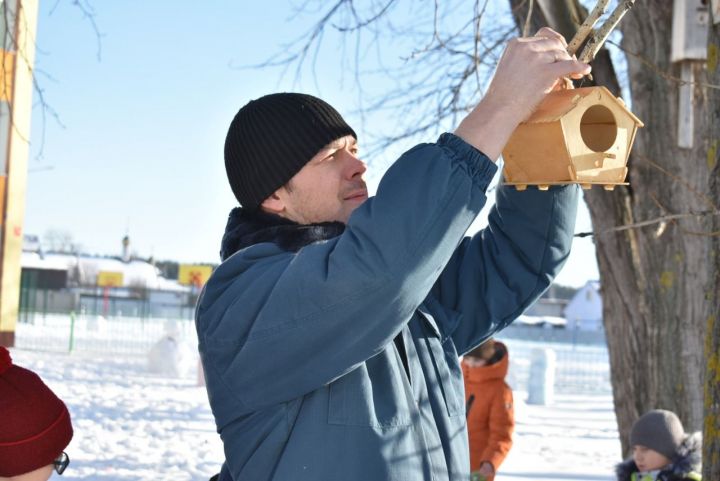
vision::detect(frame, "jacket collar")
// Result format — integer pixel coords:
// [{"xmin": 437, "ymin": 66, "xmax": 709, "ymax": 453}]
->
[{"xmin": 220, "ymin": 207, "xmax": 345, "ymax": 261}]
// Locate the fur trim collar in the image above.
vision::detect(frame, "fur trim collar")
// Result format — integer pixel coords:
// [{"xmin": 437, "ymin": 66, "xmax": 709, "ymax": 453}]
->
[
  {"xmin": 219, "ymin": 207, "xmax": 345, "ymax": 261},
  {"xmin": 615, "ymin": 432, "xmax": 702, "ymax": 481}
]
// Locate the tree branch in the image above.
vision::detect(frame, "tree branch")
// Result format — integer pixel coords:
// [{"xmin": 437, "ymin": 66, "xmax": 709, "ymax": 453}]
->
[
  {"xmin": 577, "ymin": 0, "xmax": 636, "ymax": 63},
  {"xmin": 575, "ymin": 210, "xmax": 720, "ymax": 238},
  {"xmin": 522, "ymin": 0, "xmax": 535, "ymax": 37},
  {"xmin": 566, "ymin": 0, "xmax": 609, "ymax": 55}
]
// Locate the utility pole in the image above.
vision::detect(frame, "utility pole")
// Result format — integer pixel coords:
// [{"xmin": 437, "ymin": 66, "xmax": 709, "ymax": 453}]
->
[{"xmin": 0, "ymin": 0, "xmax": 39, "ymax": 347}]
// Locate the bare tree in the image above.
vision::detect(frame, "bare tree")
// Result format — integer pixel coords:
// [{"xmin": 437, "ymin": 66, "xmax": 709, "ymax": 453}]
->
[
  {"xmin": 0, "ymin": 0, "xmax": 102, "ymax": 158},
  {"xmin": 704, "ymin": 9, "xmax": 719, "ymax": 480},
  {"xmin": 253, "ymin": 0, "xmax": 516, "ymax": 154},
  {"xmin": 257, "ymin": 0, "xmax": 719, "ymax": 473},
  {"xmin": 43, "ymin": 228, "xmax": 80, "ymax": 253},
  {"xmin": 511, "ymin": 2, "xmax": 718, "ymax": 468}
]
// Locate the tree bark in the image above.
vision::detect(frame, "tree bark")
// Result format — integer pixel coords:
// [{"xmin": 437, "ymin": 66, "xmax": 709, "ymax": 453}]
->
[
  {"xmin": 615, "ymin": 0, "xmax": 713, "ymax": 447},
  {"xmin": 704, "ymin": 10, "xmax": 720, "ymax": 480},
  {"xmin": 509, "ymin": 0, "xmax": 716, "ymax": 458}
]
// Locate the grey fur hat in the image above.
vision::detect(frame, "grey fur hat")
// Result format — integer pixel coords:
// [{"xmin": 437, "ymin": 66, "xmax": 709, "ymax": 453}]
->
[{"xmin": 629, "ymin": 409, "xmax": 685, "ymax": 460}]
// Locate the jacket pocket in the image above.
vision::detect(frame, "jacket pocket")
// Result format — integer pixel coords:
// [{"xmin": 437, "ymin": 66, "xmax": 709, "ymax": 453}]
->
[
  {"xmin": 328, "ymin": 348, "xmax": 414, "ymax": 428},
  {"xmin": 417, "ymin": 307, "xmax": 464, "ymax": 417}
]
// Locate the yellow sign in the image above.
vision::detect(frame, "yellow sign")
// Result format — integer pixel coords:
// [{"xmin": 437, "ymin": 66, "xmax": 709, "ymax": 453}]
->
[
  {"xmin": 97, "ymin": 271, "xmax": 124, "ymax": 287},
  {"xmin": 178, "ymin": 264, "xmax": 213, "ymax": 287}
]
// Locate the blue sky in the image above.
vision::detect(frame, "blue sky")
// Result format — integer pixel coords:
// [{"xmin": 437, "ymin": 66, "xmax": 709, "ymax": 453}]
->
[{"xmin": 24, "ymin": 0, "xmax": 599, "ymax": 287}]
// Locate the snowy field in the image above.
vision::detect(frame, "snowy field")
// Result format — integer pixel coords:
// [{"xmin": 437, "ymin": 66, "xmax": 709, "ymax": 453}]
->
[
  {"xmin": 500, "ymin": 392, "xmax": 619, "ymax": 481},
  {"xmin": 9, "ymin": 344, "xmax": 622, "ymax": 481},
  {"xmin": 10, "ymin": 349, "xmax": 224, "ymax": 481}
]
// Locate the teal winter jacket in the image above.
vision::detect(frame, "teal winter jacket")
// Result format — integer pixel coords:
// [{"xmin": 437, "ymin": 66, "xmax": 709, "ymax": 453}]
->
[{"xmin": 196, "ymin": 133, "xmax": 579, "ymax": 480}]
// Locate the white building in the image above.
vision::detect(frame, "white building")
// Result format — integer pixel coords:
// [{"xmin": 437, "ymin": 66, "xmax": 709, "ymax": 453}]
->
[{"xmin": 564, "ymin": 280, "xmax": 603, "ymax": 331}]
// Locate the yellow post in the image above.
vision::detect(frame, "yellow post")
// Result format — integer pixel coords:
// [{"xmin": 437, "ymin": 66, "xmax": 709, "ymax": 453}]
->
[{"xmin": 0, "ymin": 0, "xmax": 39, "ymax": 347}]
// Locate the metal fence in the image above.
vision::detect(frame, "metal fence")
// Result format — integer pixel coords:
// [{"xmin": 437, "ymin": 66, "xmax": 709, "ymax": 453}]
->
[
  {"xmin": 19, "ymin": 285, "xmax": 198, "ymax": 321},
  {"xmin": 499, "ymin": 338, "xmax": 611, "ymax": 395},
  {"xmin": 14, "ymin": 311, "xmax": 611, "ymax": 394},
  {"xmin": 496, "ymin": 324, "xmax": 611, "ymax": 395},
  {"xmin": 15, "ymin": 312, "xmax": 198, "ymax": 356}
]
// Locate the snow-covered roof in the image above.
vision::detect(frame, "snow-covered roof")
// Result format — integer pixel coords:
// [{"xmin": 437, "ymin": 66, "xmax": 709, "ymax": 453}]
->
[
  {"xmin": 515, "ymin": 314, "xmax": 567, "ymax": 327},
  {"xmin": 21, "ymin": 252, "xmax": 70, "ymax": 271},
  {"xmin": 20, "ymin": 252, "xmax": 181, "ymax": 290}
]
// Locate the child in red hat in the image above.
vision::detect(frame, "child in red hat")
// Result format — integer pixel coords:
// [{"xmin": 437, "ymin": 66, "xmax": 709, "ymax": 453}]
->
[{"xmin": 0, "ymin": 347, "xmax": 73, "ymax": 480}]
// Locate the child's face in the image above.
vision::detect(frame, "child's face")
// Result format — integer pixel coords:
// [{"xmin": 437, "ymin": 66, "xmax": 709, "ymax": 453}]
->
[
  {"xmin": 464, "ymin": 342, "xmax": 496, "ymax": 367},
  {"xmin": 632, "ymin": 445, "xmax": 671, "ymax": 472},
  {"xmin": 0, "ymin": 464, "xmax": 54, "ymax": 481}
]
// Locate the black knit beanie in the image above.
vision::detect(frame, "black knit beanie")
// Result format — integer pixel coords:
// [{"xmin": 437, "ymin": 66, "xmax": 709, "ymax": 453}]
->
[
  {"xmin": 224, "ymin": 93, "xmax": 357, "ymax": 210},
  {"xmin": 630, "ymin": 409, "xmax": 685, "ymax": 460}
]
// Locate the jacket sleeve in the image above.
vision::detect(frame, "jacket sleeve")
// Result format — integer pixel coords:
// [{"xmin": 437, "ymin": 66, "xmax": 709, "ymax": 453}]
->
[
  {"xmin": 481, "ymin": 385, "xmax": 514, "ymax": 470},
  {"xmin": 429, "ymin": 181, "xmax": 579, "ymax": 353},
  {"xmin": 198, "ymin": 133, "xmax": 498, "ymax": 411}
]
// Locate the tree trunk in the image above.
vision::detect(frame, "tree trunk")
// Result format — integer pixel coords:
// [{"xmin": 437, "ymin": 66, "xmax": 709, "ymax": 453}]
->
[
  {"xmin": 509, "ymin": 0, "xmax": 716, "ymax": 458},
  {"xmin": 704, "ymin": 10, "xmax": 720, "ymax": 480}
]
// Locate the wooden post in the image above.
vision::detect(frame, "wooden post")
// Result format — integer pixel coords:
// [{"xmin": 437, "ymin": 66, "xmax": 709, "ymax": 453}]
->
[
  {"xmin": 671, "ymin": 0, "xmax": 709, "ymax": 149},
  {"xmin": 678, "ymin": 62, "xmax": 694, "ymax": 148},
  {"xmin": 0, "ymin": 0, "xmax": 39, "ymax": 347}
]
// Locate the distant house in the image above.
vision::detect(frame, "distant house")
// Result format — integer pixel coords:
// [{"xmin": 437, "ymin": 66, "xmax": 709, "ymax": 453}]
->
[
  {"xmin": 564, "ymin": 281, "xmax": 603, "ymax": 331},
  {"xmin": 524, "ymin": 298, "xmax": 567, "ymax": 318},
  {"xmin": 524, "ymin": 283, "xmax": 573, "ymax": 318},
  {"xmin": 19, "ymin": 235, "xmax": 194, "ymax": 318}
]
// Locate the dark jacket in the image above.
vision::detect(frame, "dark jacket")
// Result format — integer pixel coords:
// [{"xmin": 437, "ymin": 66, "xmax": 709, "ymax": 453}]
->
[
  {"xmin": 196, "ymin": 133, "xmax": 579, "ymax": 481},
  {"xmin": 615, "ymin": 433, "xmax": 702, "ymax": 481}
]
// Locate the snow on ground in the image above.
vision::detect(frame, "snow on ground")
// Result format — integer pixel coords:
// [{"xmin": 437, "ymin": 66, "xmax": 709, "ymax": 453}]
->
[
  {"xmin": 10, "ymin": 349, "xmax": 224, "ymax": 481},
  {"xmin": 8, "ymin": 347, "xmax": 621, "ymax": 481},
  {"xmin": 499, "ymin": 393, "xmax": 619, "ymax": 480}
]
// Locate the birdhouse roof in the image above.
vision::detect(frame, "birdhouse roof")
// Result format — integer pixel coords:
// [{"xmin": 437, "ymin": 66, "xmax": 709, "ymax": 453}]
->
[{"xmin": 525, "ymin": 86, "xmax": 644, "ymax": 126}]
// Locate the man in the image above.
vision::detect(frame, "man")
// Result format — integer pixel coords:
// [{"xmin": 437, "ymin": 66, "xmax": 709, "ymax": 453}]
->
[{"xmin": 197, "ymin": 28, "xmax": 590, "ymax": 481}]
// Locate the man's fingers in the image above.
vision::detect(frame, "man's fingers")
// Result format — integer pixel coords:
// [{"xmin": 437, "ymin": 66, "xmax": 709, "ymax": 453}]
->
[
  {"xmin": 549, "ymin": 48, "xmax": 573, "ymax": 63},
  {"xmin": 518, "ymin": 38, "xmax": 573, "ymax": 63},
  {"xmin": 549, "ymin": 59, "xmax": 592, "ymax": 79},
  {"xmin": 517, "ymin": 37, "xmax": 564, "ymax": 51},
  {"xmin": 533, "ymin": 27, "xmax": 568, "ymax": 48}
]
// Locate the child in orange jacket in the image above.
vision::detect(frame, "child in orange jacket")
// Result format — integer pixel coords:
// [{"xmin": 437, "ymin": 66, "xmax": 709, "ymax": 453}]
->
[{"xmin": 462, "ymin": 339, "xmax": 514, "ymax": 481}]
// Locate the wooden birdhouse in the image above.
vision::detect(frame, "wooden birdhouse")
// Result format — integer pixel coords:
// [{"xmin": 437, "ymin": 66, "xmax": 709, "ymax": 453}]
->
[{"xmin": 502, "ymin": 86, "xmax": 644, "ymax": 191}]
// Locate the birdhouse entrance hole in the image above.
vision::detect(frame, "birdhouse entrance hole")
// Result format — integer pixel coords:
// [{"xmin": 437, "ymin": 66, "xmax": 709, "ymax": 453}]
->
[{"xmin": 580, "ymin": 105, "xmax": 617, "ymax": 152}]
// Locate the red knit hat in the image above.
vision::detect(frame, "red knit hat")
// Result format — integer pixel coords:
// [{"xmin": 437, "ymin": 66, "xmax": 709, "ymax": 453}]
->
[{"xmin": 0, "ymin": 347, "xmax": 73, "ymax": 477}]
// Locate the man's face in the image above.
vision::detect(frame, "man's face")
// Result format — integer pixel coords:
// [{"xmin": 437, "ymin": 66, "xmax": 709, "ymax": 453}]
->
[
  {"xmin": 267, "ymin": 135, "xmax": 368, "ymax": 224},
  {"xmin": 632, "ymin": 445, "xmax": 670, "ymax": 472}
]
